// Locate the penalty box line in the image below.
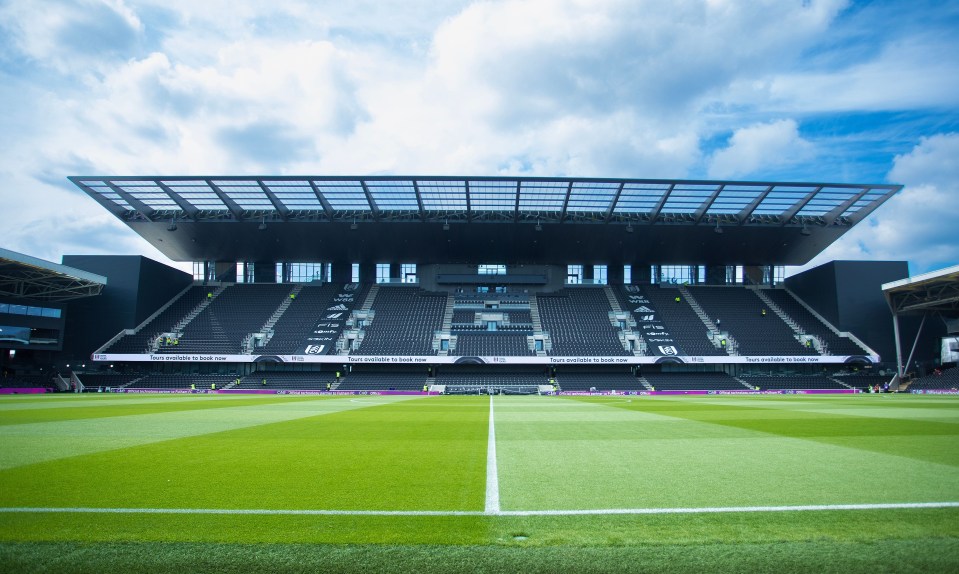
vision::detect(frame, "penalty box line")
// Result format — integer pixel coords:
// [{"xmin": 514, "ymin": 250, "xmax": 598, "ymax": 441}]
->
[{"xmin": 2, "ymin": 502, "xmax": 958, "ymax": 517}]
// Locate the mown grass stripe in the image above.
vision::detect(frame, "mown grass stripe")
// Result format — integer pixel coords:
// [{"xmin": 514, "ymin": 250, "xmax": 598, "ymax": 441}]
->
[{"xmin": 3, "ymin": 501, "xmax": 957, "ymax": 517}]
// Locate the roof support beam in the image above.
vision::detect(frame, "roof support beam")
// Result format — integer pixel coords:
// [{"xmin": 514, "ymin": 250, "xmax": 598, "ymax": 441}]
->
[
  {"xmin": 104, "ymin": 182, "xmax": 157, "ymax": 221},
  {"xmin": 412, "ymin": 180, "xmax": 426, "ymax": 221},
  {"xmin": 843, "ymin": 185, "xmax": 903, "ymax": 226},
  {"xmin": 359, "ymin": 181, "xmax": 381, "ymax": 220},
  {"xmin": 648, "ymin": 183, "xmax": 675, "ymax": 224},
  {"xmin": 737, "ymin": 185, "xmax": 775, "ymax": 224},
  {"xmin": 206, "ymin": 180, "xmax": 246, "ymax": 220},
  {"xmin": 514, "ymin": 181, "xmax": 521, "ymax": 222},
  {"xmin": 780, "ymin": 186, "xmax": 823, "ymax": 225},
  {"xmin": 604, "ymin": 182, "xmax": 626, "ymax": 223},
  {"xmin": 67, "ymin": 178, "xmax": 130, "ymax": 219},
  {"xmin": 307, "ymin": 180, "xmax": 335, "ymax": 221},
  {"xmin": 821, "ymin": 187, "xmax": 872, "ymax": 226},
  {"xmin": 156, "ymin": 181, "xmax": 200, "ymax": 220},
  {"xmin": 256, "ymin": 180, "xmax": 291, "ymax": 221},
  {"xmin": 693, "ymin": 184, "xmax": 725, "ymax": 224},
  {"xmin": 559, "ymin": 181, "xmax": 574, "ymax": 223}
]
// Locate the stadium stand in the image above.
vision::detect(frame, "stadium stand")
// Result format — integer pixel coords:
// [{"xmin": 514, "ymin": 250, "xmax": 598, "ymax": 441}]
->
[
  {"xmin": 632, "ymin": 286, "xmax": 725, "ymax": 356},
  {"xmin": 76, "ymin": 372, "xmax": 141, "ymax": 389},
  {"xmin": 738, "ymin": 374, "xmax": 850, "ymax": 390},
  {"xmin": 259, "ymin": 283, "xmax": 346, "ymax": 353},
  {"xmin": 643, "ymin": 371, "xmax": 749, "ymax": 391},
  {"xmin": 555, "ymin": 370, "xmax": 644, "ymax": 391},
  {"xmin": 685, "ymin": 287, "xmax": 816, "ymax": 356},
  {"xmin": 238, "ymin": 371, "xmax": 337, "ymax": 390},
  {"xmin": 830, "ymin": 371, "xmax": 894, "ymax": 391},
  {"xmin": 125, "ymin": 373, "xmax": 237, "ymax": 389},
  {"xmin": 537, "ymin": 288, "xmax": 628, "ymax": 356},
  {"xmin": 453, "ymin": 333, "xmax": 534, "ymax": 356},
  {"xmin": 104, "ymin": 286, "xmax": 209, "ymax": 354},
  {"xmin": 352, "ymin": 287, "xmax": 447, "ymax": 355},
  {"xmin": 0, "ymin": 373, "xmax": 54, "ymax": 389},
  {"xmin": 908, "ymin": 367, "xmax": 959, "ymax": 390},
  {"xmin": 336, "ymin": 369, "xmax": 427, "ymax": 391},
  {"xmin": 761, "ymin": 289, "xmax": 868, "ymax": 355},
  {"xmin": 156, "ymin": 284, "xmax": 293, "ymax": 354}
]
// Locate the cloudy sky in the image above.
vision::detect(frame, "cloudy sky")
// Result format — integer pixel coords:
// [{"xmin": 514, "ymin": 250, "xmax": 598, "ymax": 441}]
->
[{"xmin": 1, "ymin": 0, "xmax": 957, "ymax": 277}]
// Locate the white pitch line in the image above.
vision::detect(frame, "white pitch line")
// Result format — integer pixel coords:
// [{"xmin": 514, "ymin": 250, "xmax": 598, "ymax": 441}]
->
[
  {"xmin": 1, "ymin": 502, "xmax": 958, "ymax": 517},
  {"xmin": 485, "ymin": 394, "xmax": 500, "ymax": 514}
]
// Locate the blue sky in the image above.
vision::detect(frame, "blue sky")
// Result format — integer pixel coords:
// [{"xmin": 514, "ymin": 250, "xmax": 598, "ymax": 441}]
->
[{"xmin": 1, "ymin": 0, "xmax": 957, "ymax": 276}]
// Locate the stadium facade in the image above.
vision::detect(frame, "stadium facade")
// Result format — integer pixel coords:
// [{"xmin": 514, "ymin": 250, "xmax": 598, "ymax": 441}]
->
[{"xmin": 3, "ymin": 176, "xmax": 954, "ymax": 394}]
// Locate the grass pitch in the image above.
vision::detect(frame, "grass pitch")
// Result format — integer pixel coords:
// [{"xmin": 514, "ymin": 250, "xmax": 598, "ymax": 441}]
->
[{"xmin": 1, "ymin": 393, "xmax": 958, "ymax": 572}]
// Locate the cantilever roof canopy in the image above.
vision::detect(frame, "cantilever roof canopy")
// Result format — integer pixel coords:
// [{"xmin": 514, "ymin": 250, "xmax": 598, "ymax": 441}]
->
[
  {"xmin": 883, "ymin": 264, "xmax": 959, "ymax": 314},
  {"xmin": 69, "ymin": 176, "xmax": 902, "ymax": 265},
  {"xmin": 0, "ymin": 248, "xmax": 106, "ymax": 302}
]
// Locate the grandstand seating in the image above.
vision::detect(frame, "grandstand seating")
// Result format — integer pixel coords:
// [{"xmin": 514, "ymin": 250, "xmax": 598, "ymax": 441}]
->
[
  {"xmin": 156, "ymin": 284, "xmax": 292, "ymax": 354},
  {"xmin": 909, "ymin": 367, "xmax": 959, "ymax": 390},
  {"xmin": 352, "ymin": 287, "xmax": 447, "ymax": 355},
  {"xmin": 0, "ymin": 373, "xmax": 55, "ymax": 389},
  {"xmin": 436, "ymin": 368, "xmax": 546, "ymax": 388},
  {"xmin": 125, "ymin": 373, "xmax": 236, "ymax": 389},
  {"xmin": 738, "ymin": 374, "xmax": 850, "ymax": 390},
  {"xmin": 454, "ymin": 333, "xmax": 534, "ymax": 356},
  {"xmin": 259, "ymin": 284, "xmax": 345, "ymax": 354},
  {"xmin": 77, "ymin": 372, "xmax": 141, "ymax": 388},
  {"xmin": 686, "ymin": 287, "xmax": 817, "ymax": 356},
  {"xmin": 537, "ymin": 288, "xmax": 628, "ymax": 356},
  {"xmin": 633, "ymin": 286, "xmax": 725, "ymax": 356},
  {"xmin": 556, "ymin": 370, "xmax": 643, "ymax": 391},
  {"xmin": 642, "ymin": 371, "xmax": 747, "ymax": 391},
  {"xmin": 105, "ymin": 286, "xmax": 209, "ymax": 354},
  {"xmin": 336, "ymin": 370, "xmax": 427, "ymax": 390},
  {"xmin": 238, "ymin": 371, "xmax": 337, "ymax": 390},
  {"xmin": 831, "ymin": 371, "xmax": 893, "ymax": 391},
  {"xmin": 762, "ymin": 289, "xmax": 867, "ymax": 355}
]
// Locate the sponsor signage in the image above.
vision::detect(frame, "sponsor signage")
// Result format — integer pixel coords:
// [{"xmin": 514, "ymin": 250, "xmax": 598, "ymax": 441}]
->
[
  {"xmin": 623, "ymin": 286, "xmax": 682, "ymax": 356},
  {"xmin": 92, "ymin": 353, "xmax": 878, "ymax": 365},
  {"xmin": 298, "ymin": 283, "xmax": 361, "ymax": 355}
]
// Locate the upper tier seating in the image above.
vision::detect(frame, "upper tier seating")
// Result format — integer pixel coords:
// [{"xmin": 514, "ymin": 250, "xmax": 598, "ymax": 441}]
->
[
  {"xmin": 352, "ymin": 287, "xmax": 447, "ymax": 355},
  {"xmin": 634, "ymin": 286, "xmax": 725, "ymax": 356},
  {"xmin": 538, "ymin": 288, "xmax": 628, "ymax": 356},
  {"xmin": 643, "ymin": 371, "xmax": 747, "ymax": 391},
  {"xmin": 686, "ymin": 287, "xmax": 817, "ymax": 356},
  {"xmin": 762, "ymin": 289, "xmax": 868, "ymax": 356},
  {"xmin": 259, "ymin": 284, "xmax": 345, "ymax": 354},
  {"xmin": 105, "ymin": 286, "xmax": 209, "ymax": 354},
  {"xmin": 157, "ymin": 284, "xmax": 293, "ymax": 354}
]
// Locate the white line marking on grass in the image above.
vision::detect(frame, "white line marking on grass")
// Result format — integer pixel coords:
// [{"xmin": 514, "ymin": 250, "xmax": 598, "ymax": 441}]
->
[
  {"xmin": 485, "ymin": 394, "xmax": 500, "ymax": 514},
  {"xmin": 2, "ymin": 502, "xmax": 957, "ymax": 517}
]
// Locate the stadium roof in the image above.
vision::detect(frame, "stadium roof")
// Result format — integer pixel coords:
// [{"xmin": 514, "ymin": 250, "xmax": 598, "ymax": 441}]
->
[
  {"xmin": 883, "ymin": 264, "xmax": 959, "ymax": 314},
  {"xmin": 69, "ymin": 176, "xmax": 901, "ymax": 265},
  {"xmin": 0, "ymin": 247, "xmax": 107, "ymax": 302}
]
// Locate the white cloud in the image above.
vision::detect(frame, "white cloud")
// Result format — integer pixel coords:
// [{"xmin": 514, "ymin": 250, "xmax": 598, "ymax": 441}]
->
[
  {"xmin": 707, "ymin": 119, "xmax": 813, "ymax": 179},
  {"xmin": 794, "ymin": 133, "xmax": 959, "ymax": 275}
]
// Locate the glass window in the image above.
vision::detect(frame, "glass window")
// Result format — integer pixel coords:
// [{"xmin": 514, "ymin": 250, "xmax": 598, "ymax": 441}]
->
[
  {"xmin": 659, "ymin": 266, "xmax": 694, "ymax": 284},
  {"xmin": 0, "ymin": 304, "xmax": 8, "ymax": 314},
  {"xmin": 236, "ymin": 261, "xmax": 246, "ymax": 283},
  {"xmin": 593, "ymin": 265, "xmax": 608, "ymax": 285},
  {"xmin": 376, "ymin": 263, "xmax": 390, "ymax": 284},
  {"xmin": 623, "ymin": 265, "xmax": 632, "ymax": 285},
  {"xmin": 567, "ymin": 265, "xmax": 583, "ymax": 285},
  {"xmin": 351, "ymin": 263, "xmax": 360, "ymax": 283},
  {"xmin": 478, "ymin": 264, "xmax": 506, "ymax": 275},
  {"xmin": 42, "ymin": 308, "xmax": 61, "ymax": 318},
  {"xmin": 10, "ymin": 305, "xmax": 27, "ymax": 315},
  {"xmin": 401, "ymin": 263, "xmax": 417, "ymax": 283},
  {"xmin": 27, "ymin": 306, "xmax": 42, "ymax": 316}
]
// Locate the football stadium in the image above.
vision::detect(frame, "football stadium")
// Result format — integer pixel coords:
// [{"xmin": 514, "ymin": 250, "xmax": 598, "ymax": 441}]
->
[{"xmin": 2, "ymin": 175, "xmax": 958, "ymax": 572}]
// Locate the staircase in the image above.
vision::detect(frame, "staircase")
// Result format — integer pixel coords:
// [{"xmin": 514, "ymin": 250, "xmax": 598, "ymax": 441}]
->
[
  {"xmin": 360, "ymin": 284, "xmax": 379, "ymax": 311},
  {"xmin": 750, "ymin": 287, "xmax": 823, "ymax": 354},
  {"xmin": 603, "ymin": 286, "xmax": 623, "ymax": 312},
  {"xmin": 529, "ymin": 296, "xmax": 544, "ymax": 332},
  {"xmin": 783, "ymin": 288, "xmax": 874, "ymax": 355},
  {"xmin": 246, "ymin": 285, "xmax": 304, "ymax": 352},
  {"xmin": 637, "ymin": 376, "xmax": 654, "ymax": 391},
  {"xmin": 441, "ymin": 293, "xmax": 455, "ymax": 331},
  {"xmin": 677, "ymin": 285, "xmax": 739, "ymax": 356}
]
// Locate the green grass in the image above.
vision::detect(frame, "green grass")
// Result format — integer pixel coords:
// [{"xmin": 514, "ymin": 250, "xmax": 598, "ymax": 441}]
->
[{"xmin": 1, "ymin": 393, "xmax": 958, "ymax": 572}]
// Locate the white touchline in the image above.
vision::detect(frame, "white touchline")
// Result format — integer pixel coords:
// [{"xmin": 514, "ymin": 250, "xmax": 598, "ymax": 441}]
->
[
  {"xmin": 485, "ymin": 394, "xmax": 501, "ymax": 514},
  {"xmin": 1, "ymin": 502, "xmax": 958, "ymax": 517}
]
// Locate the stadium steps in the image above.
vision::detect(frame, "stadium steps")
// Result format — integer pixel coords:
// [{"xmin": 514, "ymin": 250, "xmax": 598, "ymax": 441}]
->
[
  {"xmin": 603, "ymin": 286, "xmax": 624, "ymax": 313},
  {"xmin": 171, "ymin": 285, "xmax": 227, "ymax": 334},
  {"xmin": 245, "ymin": 284, "xmax": 302, "ymax": 352},
  {"xmin": 676, "ymin": 285, "xmax": 739, "ymax": 356},
  {"xmin": 732, "ymin": 376, "xmax": 757, "ymax": 390},
  {"xmin": 94, "ymin": 283, "xmax": 198, "ymax": 355},
  {"xmin": 828, "ymin": 376, "xmax": 856, "ymax": 390},
  {"xmin": 638, "ymin": 376, "xmax": 654, "ymax": 391},
  {"xmin": 750, "ymin": 287, "xmax": 822, "ymax": 353},
  {"xmin": 117, "ymin": 376, "xmax": 146, "ymax": 390},
  {"xmin": 360, "ymin": 284, "xmax": 379, "ymax": 311},
  {"xmin": 441, "ymin": 293, "xmax": 455, "ymax": 331},
  {"xmin": 782, "ymin": 288, "xmax": 875, "ymax": 356}
]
